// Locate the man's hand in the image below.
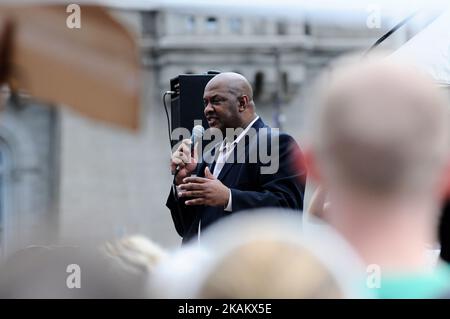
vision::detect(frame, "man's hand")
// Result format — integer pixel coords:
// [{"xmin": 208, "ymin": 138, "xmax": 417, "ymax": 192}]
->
[
  {"xmin": 170, "ymin": 139, "xmax": 198, "ymax": 185},
  {"xmin": 178, "ymin": 167, "xmax": 230, "ymax": 207}
]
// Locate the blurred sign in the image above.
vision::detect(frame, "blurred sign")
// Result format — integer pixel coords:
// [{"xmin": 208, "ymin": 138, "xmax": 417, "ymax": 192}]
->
[{"xmin": 0, "ymin": 5, "xmax": 141, "ymax": 130}]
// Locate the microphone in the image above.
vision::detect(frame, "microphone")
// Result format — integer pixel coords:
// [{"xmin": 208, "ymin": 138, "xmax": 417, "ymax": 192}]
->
[
  {"xmin": 173, "ymin": 125, "xmax": 204, "ymax": 176},
  {"xmin": 190, "ymin": 124, "xmax": 205, "ymax": 155}
]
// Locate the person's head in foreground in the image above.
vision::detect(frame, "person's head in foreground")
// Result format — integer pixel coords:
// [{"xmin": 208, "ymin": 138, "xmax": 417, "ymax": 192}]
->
[
  {"xmin": 305, "ymin": 54, "xmax": 450, "ymax": 298},
  {"xmin": 197, "ymin": 240, "xmax": 343, "ymax": 298},
  {"xmin": 151, "ymin": 209, "xmax": 368, "ymax": 298}
]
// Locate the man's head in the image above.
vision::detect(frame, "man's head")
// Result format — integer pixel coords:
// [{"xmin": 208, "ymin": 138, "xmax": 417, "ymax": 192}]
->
[
  {"xmin": 203, "ymin": 72, "xmax": 256, "ymax": 133},
  {"xmin": 308, "ymin": 57, "xmax": 450, "ymax": 203}
]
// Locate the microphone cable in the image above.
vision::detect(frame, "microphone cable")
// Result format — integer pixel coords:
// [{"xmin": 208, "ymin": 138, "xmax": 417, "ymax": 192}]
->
[
  {"xmin": 162, "ymin": 90, "xmax": 175, "ymax": 151},
  {"xmin": 363, "ymin": 10, "xmax": 418, "ymax": 58}
]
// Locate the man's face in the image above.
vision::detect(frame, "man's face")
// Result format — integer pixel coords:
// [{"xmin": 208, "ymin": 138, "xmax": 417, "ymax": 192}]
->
[{"xmin": 203, "ymin": 81, "xmax": 240, "ymax": 132}]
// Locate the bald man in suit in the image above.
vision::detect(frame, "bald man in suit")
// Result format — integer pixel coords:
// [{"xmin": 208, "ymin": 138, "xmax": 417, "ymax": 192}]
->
[{"xmin": 166, "ymin": 72, "xmax": 305, "ymax": 244}]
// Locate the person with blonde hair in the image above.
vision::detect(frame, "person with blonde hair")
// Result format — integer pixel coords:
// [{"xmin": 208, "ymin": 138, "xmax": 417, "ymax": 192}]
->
[
  {"xmin": 198, "ymin": 240, "xmax": 345, "ymax": 299},
  {"xmin": 304, "ymin": 56, "xmax": 450, "ymax": 298}
]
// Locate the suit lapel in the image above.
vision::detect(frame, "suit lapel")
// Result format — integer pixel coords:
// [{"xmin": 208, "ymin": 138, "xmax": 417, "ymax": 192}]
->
[{"xmin": 202, "ymin": 142, "xmax": 221, "ymax": 175}]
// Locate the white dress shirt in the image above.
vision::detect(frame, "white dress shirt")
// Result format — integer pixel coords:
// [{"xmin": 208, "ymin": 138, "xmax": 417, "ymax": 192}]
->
[
  {"xmin": 213, "ymin": 115, "xmax": 260, "ymax": 212},
  {"xmin": 198, "ymin": 115, "xmax": 260, "ymax": 243}
]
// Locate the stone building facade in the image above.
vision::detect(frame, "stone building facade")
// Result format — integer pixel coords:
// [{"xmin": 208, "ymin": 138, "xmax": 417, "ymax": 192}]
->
[
  {"xmin": 0, "ymin": 7, "xmax": 409, "ymax": 254},
  {"xmin": 0, "ymin": 98, "xmax": 59, "ymax": 255}
]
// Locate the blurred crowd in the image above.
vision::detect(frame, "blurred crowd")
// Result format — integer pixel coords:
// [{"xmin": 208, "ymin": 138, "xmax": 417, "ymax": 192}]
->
[{"xmin": 1, "ymin": 54, "xmax": 450, "ymax": 299}]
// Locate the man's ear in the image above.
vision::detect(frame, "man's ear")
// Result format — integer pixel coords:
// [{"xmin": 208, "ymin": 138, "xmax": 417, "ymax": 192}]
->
[{"xmin": 238, "ymin": 95, "xmax": 249, "ymax": 112}]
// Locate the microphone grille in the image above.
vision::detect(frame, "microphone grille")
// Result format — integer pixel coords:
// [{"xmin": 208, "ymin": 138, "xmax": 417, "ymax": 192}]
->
[{"xmin": 192, "ymin": 125, "xmax": 205, "ymax": 138}]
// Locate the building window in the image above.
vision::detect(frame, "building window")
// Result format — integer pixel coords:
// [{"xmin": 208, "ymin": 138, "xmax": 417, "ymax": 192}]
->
[
  {"xmin": 281, "ymin": 72, "xmax": 289, "ymax": 94},
  {"xmin": 0, "ymin": 140, "xmax": 9, "ymax": 256},
  {"xmin": 185, "ymin": 15, "xmax": 196, "ymax": 33},
  {"xmin": 277, "ymin": 21, "xmax": 288, "ymax": 35},
  {"xmin": 254, "ymin": 72, "xmax": 265, "ymax": 102},
  {"xmin": 254, "ymin": 19, "xmax": 267, "ymax": 35},
  {"xmin": 304, "ymin": 21, "xmax": 311, "ymax": 36},
  {"xmin": 205, "ymin": 16, "xmax": 218, "ymax": 33},
  {"xmin": 141, "ymin": 11, "xmax": 158, "ymax": 37},
  {"xmin": 229, "ymin": 18, "xmax": 242, "ymax": 34}
]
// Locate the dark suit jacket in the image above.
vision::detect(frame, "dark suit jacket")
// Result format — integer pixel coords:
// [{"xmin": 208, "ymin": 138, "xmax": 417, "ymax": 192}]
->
[{"xmin": 166, "ymin": 118, "xmax": 306, "ymax": 244}]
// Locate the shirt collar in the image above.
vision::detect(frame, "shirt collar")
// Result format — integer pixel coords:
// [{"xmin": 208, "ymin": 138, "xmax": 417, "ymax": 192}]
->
[
  {"xmin": 220, "ymin": 115, "xmax": 259, "ymax": 151},
  {"xmin": 220, "ymin": 116, "xmax": 259, "ymax": 151}
]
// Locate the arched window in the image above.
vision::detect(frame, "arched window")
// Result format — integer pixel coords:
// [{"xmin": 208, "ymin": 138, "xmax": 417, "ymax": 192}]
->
[
  {"xmin": 205, "ymin": 16, "xmax": 218, "ymax": 33},
  {"xmin": 0, "ymin": 139, "xmax": 10, "ymax": 256}
]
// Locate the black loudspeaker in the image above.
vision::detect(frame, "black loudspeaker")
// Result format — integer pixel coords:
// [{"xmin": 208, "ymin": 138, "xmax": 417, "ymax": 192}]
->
[{"xmin": 170, "ymin": 72, "xmax": 218, "ymax": 147}]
